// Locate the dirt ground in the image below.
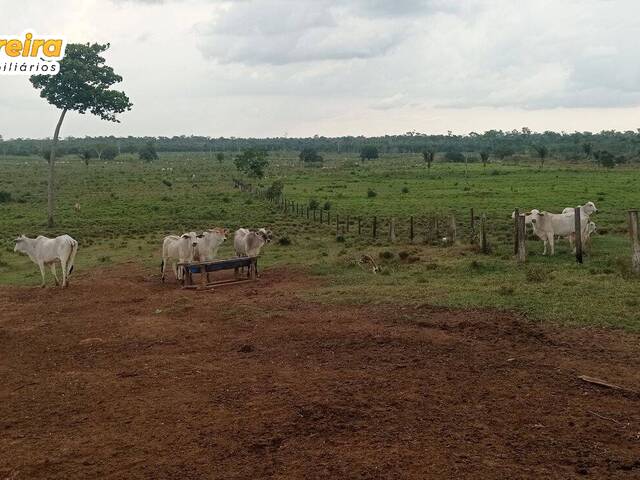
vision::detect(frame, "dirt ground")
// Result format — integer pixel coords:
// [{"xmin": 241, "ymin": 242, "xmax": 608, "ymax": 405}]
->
[{"xmin": 1, "ymin": 264, "xmax": 639, "ymax": 479}]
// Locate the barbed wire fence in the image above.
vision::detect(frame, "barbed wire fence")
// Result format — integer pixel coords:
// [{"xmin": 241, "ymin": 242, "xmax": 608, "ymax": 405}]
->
[{"xmin": 233, "ymin": 178, "xmax": 640, "ymax": 272}]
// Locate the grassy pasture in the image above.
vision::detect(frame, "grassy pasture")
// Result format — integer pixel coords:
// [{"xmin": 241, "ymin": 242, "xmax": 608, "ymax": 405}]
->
[{"xmin": 0, "ymin": 152, "xmax": 639, "ymax": 329}]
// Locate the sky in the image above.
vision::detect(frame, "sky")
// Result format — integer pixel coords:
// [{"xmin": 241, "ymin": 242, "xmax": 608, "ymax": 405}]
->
[{"xmin": 1, "ymin": 0, "xmax": 640, "ymax": 139}]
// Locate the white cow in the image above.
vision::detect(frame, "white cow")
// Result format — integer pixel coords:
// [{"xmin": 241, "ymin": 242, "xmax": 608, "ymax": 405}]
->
[
  {"xmin": 161, "ymin": 233, "xmax": 198, "ymax": 282},
  {"xmin": 194, "ymin": 228, "xmax": 228, "ymax": 261},
  {"xmin": 14, "ymin": 234, "xmax": 78, "ymax": 288},
  {"xmin": 528, "ymin": 209, "xmax": 593, "ymax": 255},
  {"xmin": 234, "ymin": 228, "xmax": 272, "ymax": 257}
]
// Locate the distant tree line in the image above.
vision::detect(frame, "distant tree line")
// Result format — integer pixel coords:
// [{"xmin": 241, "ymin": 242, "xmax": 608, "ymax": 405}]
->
[{"xmin": 1, "ymin": 128, "xmax": 639, "ymax": 165}]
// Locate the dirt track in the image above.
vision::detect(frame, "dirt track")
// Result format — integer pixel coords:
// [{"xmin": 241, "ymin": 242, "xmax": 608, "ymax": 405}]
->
[{"xmin": 1, "ymin": 264, "xmax": 639, "ymax": 479}]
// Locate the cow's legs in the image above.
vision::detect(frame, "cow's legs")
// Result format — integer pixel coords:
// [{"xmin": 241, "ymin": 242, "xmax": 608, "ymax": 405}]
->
[
  {"xmin": 50, "ymin": 263, "xmax": 60, "ymax": 286},
  {"xmin": 172, "ymin": 262, "xmax": 180, "ymax": 281},
  {"xmin": 38, "ymin": 262, "xmax": 46, "ymax": 287},
  {"xmin": 60, "ymin": 257, "xmax": 68, "ymax": 287},
  {"xmin": 548, "ymin": 234, "xmax": 555, "ymax": 255}
]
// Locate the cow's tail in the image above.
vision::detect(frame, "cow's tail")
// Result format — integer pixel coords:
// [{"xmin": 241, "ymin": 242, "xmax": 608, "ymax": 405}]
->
[{"xmin": 66, "ymin": 238, "xmax": 79, "ymax": 276}]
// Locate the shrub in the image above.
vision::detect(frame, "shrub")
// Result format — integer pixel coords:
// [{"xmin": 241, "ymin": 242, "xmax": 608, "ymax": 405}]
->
[
  {"xmin": 299, "ymin": 148, "xmax": 323, "ymax": 164},
  {"xmin": 401, "ymin": 186, "xmax": 409, "ymax": 194},
  {"xmin": 526, "ymin": 265, "xmax": 548, "ymax": 283},
  {"xmin": 0, "ymin": 191, "xmax": 12, "ymax": 203},
  {"xmin": 162, "ymin": 179, "xmax": 172, "ymax": 188},
  {"xmin": 308, "ymin": 198, "xmax": 319, "ymax": 210},
  {"xmin": 367, "ymin": 188, "xmax": 377, "ymax": 198},
  {"xmin": 379, "ymin": 251, "xmax": 394, "ymax": 259},
  {"xmin": 360, "ymin": 145, "xmax": 379, "ymax": 161},
  {"xmin": 445, "ymin": 150, "xmax": 465, "ymax": 162},
  {"xmin": 138, "ymin": 142, "xmax": 158, "ymax": 161},
  {"xmin": 278, "ymin": 236, "xmax": 291, "ymax": 246},
  {"xmin": 266, "ymin": 180, "xmax": 284, "ymax": 199},
  {"xmin": 323, "ymin": 201, "xmax": 331, "ymax": 210},
  {"xmin": 398, "ymin": 251, "xmax": 409, "ymax": 260}
]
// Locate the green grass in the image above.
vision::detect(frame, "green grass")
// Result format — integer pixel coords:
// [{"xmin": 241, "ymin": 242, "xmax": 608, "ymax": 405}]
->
[{"xmin": 1, "ymin": 152, "xmax": 639, "ymax": 329}]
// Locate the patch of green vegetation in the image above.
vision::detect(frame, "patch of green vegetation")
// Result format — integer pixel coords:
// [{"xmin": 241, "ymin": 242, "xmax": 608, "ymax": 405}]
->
[{"xmin": 1, "ymin": 152, "xmax": 639, "ymax": 329}]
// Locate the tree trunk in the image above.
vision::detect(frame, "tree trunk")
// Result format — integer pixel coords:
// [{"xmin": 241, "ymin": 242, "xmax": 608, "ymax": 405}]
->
[{"xmin": 47, "ymin": 108, "xmax": 67, "ymax": 228}]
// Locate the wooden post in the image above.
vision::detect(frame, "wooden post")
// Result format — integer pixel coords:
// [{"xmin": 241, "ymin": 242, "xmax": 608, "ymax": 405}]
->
[
  {"xmin": 628, "ymin": 210, "xmax": 640, "ymax": 275},
  {"xmin": 336, "ymin": 214, "xmax": 340, "ymax": 235},
  {"xmin": 574, "ymin": 207, "xmax": 583, "ymax": 264},
  {"xmin": 409, "ymin": 216, "xmax": 414, "ymax": 243},
  {"xmin": 470, "ymin": 208, "xmax": 476, "ymax": 244},
  {"xmin": 346, "ymin": 215, "xmax": 350, "ymax": 233},
  {"xmin": 434, "ymin": 218, "xmax": 440, "ymax": 240},
  {"xmin": 373, "ymin": 216, "xmax": 377, "ymax": 238},
  {"xmin": 516, "ymin": 214, "xmax": 527, "ymax": 263},
  {"xmin": 480, "ymin": 214, "xmax": 489, "ymax": 254},
  {"xmin": 389, "ymin": 217, "xmax": 396, "ymax": 243},
  {"xmin": 449, "ymin": 215, "xmax": 457, "ymax": 243},
  {"xmin": 327, "ymin": 211, "xmax": 331, "ymax": 225},
  {"xmin": 313, "ymin": 209, "xmax": 317, "ymax": 222},
  {"xmin": 358, "ymin": 217, "xmax": 362, "ymax": 235},
  {"xmin": 513, "ymin": 208, "xmax": 519, "ymax": 256},
  {"xmin": 320, "ymin": 209, "xmax": 323, "ymax": 223}
]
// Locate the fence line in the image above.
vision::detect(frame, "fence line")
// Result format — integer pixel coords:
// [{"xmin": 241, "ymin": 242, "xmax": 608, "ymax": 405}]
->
[{"xmin": 234, "ymin": 178, "xmax": 640, "ymax": 271}]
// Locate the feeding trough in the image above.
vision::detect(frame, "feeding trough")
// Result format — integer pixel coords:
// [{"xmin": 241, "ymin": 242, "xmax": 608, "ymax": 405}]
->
[{"xmin": 177, "ymin": 256, "xmax": 258, "ymax": 289}]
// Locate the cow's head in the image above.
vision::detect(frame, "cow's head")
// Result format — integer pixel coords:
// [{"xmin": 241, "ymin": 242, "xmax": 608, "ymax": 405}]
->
[
  {"xmin": 528, "ymin": 209, "xmax": 543, "ymax": 224},
  {"xmin": 13, "ymin": 234, "xmax": 27, "ymax": 253},
  {"xmin": 584, "ymin": 201, "xmax": 598, "ymax": 215},
  {"xmin": 258, "ymin": 228, "xmax": 273, "ymax": 243},
  {"xmin": 208, "ymin": 227, "xmax": 228, "ymax": 242},
  {"xmin": 182, "ymin": 233, "xmax": 199, "ymax": 247}
]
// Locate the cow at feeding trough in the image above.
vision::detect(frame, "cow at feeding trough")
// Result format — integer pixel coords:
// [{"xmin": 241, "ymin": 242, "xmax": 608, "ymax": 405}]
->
[
  {"xmin": 161, "ymin": 232, "xmax": 198, "ymax": 282},
  {"xmin": 13, "ymin": 234, "xmax": 78, "ymax": 288},
  {"xmin": 234, "ymin": 227, "xmax": 272, "ymax": 257},
  {"xmin": 194, "ymin": 227, "xmax": 228, "ymax": 261}
]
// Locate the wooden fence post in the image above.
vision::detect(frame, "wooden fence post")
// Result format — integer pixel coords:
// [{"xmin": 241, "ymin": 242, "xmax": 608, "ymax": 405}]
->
[
  {"xmin": 480, "ymin": 214, "xmax": 489, "ymax": 254},
  {"xmin": 470, "ymin": 208, "xmax": 476, "ymax": 244},
  {"xmin": 336, "ymin": 214, "xmax": 340, "ymax": 235},
  {"xmin": 373, "ymin": 216, "xmax": 377, "ymax": 238},
  {"xmin": 449, "ymin": 215, "xmax": 457, "ymax": 243},
  {"xmin": 513, "ymin": 208, "xmax": 519, "ymax": 256},
  {"xmin": 346, "ymin": 215, "xmax": 350, "ymax": 233},
  {"xmin": 409, "ymin": 216, "xmax": 414, "ymax": 243},
  {"xmin": 313, "ymin": 209, "xmax": 317, "ymax": 222},
  {"xmin": 358, "ymin": 217, "xmax": 362, "ymax": 235},
  {"xmin": 327, "ymin": 211, "xmax": 331, "ymax": 225},
  {"xmin": 516, "ymin": 214, "xmax": 527, "ymax": 263},
  {"xmin": 574, "ymin": 207, "xmax": 583, "ymax": 264},
  {"xmin": 306, "ymin": 206, "xmax": 310, "ymax": 220},
  {"xmin": 320, "ymin": 209, "xmax": 323, "ymax": 223},
  {"xmin": 389, "ymin": 217, "xmax": 396, "ymax": 243},
  {"xmin": 628, "ymin": 210, "xmax": 640, "ymax": 275}
]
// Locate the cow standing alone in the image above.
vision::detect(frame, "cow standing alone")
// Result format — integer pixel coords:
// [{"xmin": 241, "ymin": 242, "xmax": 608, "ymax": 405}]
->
[{"xmin": 14, "ymin": 234, "xmax": 78, "ymax": 288}]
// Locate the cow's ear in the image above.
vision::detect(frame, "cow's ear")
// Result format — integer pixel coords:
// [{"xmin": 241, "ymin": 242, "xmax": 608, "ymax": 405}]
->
[
  {"xmin": 181, "ymin": 234, "xmax": 190, "ymax": 239},
  {"xmin": 197, "ymin": 234, "xmax": 204, "ymax": 238}
]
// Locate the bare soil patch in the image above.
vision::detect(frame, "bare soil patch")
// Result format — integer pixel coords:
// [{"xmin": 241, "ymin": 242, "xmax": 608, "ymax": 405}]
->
[{"xmin": 1, "ymin": 264, "xmax": 639, "ymax": 479}]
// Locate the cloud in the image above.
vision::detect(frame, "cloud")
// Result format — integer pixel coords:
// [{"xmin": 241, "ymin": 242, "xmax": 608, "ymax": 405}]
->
[{"xmin": 198, "ymin": 0, "xmax": 410, "ymax": 65}]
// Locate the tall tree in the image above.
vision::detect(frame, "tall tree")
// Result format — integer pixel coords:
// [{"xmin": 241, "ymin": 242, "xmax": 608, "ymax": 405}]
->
[
  {"xmin": 422, "ymin": 149, "xmax": 435, "ymax": 171},
  {"xmin": 533, "ymin": 145, "xmax": 549, "ymax": 169},
  {"xmin": 30, "ymin": 43, "xmax": 132, "ymax": 227},
  {"xmin": 480, "ymin": 151, "xmax": 490, "ymax": 168},
  {"xmin": 234, "ymin": 149, "xmax": 269, "ymax": 178}
]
